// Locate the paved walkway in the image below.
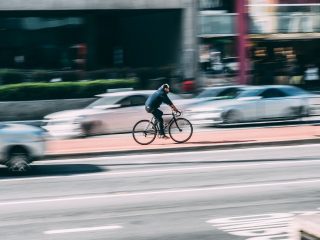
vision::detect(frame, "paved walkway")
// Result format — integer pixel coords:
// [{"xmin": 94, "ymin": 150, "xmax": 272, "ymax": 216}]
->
[{"xmin": 46, "ymin": 125, "xmax": 320, "ymax": 156}]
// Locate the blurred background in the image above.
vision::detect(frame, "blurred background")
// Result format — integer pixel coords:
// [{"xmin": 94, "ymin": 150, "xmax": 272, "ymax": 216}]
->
[
  {"xmin": 0, "ymin": 2, "xmax": 320, "ymax": 239},
  {"xmin": 0, "ymin": 0, "xmax": 319, "ymax": 123}
]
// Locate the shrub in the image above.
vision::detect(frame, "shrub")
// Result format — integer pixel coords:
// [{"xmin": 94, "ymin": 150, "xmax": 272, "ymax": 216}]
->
[
  {"xmin": 0, "ymin": 69, "xmax": 25, "ymax": 84},
  {"xmin": 59, "ymin": 70, "xmax": 82, "ymax": 82},
  {"xmin": 30, "ymin": 70, "xmax": 55, "ymax": 82},
  {"xmin": 0, "ymin": 79, "xmax": 138, "ymax": 101}
]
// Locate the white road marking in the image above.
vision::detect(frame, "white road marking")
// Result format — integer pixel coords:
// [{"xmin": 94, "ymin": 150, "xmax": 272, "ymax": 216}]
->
[
  {"xmin": 1, "ymin": 178, "xmax": 320, "ymax": 206},
  {"xmin": 41, "ymin": 143, "xmax": 320, "ymax": 164},
  {"xmin": 44, "ymin": 225, "xmax": 123, "ymax": 234},
  {"xmin": 206, "ymin": 209, "xmax": 320, "ymax": 240},
  {"xmin": 1, "ymin": 159, "xmax": 320, "ymax": 183}
]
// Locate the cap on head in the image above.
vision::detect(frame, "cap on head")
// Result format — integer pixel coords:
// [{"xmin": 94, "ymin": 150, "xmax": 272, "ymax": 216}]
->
[{"xmin": 163, "ymin": 83, "xmax": 170, "ymax": 90}]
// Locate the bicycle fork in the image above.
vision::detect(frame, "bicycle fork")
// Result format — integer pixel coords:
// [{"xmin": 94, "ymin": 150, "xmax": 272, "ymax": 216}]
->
[{"xmin": 172, "ymin": 118, "xmax": 183, "ymax": 132}]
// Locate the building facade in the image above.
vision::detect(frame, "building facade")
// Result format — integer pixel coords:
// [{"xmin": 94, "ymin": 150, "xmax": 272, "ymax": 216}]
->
[
  {"xmin": 248, "ymin": 0, "xmax": 320, "ymax": 86},
  {"xmin": 199, "ymin": 0, "xmax": 320, "ymax": 86},
  {"xmin": 1, "ymin": 0, "xmax": 319, "ymax": 88},
  {"xmin": 0, "ymin": 0, "xmax": 198, "ymax": 88}
]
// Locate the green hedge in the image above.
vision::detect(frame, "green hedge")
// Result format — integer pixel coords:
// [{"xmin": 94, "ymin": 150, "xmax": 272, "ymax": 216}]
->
[
  {"xmin": 0, "ymin": 69, "xmax": 25, "ymax": 84},
  {"xmin": 0, "ymin": 79, "xmax": 138, "ymax": 101}
]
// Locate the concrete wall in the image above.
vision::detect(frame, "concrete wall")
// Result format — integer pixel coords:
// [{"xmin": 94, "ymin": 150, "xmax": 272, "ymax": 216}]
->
[{"xmin": 0, "ymin": 98, "xmax": 96, "ymax": 121}]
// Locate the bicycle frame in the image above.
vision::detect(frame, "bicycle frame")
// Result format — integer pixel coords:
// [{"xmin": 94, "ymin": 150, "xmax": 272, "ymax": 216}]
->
[
  {"xmin": 150, "ymin": 112, "xmax": 182, "ymax": 135},
  {"xmin": 133, "ymin": 111, "xmax": 192, "ymax": 145}
]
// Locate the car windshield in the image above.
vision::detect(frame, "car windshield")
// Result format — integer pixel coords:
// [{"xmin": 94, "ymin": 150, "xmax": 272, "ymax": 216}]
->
[
  {"xmin": 196, "ymin": 88, "xmax": 226, "ymax": 98},
  {"xmin": 237, "ymin": 88, "xmax": 263, "ymax": 98},
  {"xmin": 282, "ymin": 86, "xmax": 309, "ymax": 96},
  {"xmin": 86, "ymin": 96, "xmax": 124, "ymax": 109}
]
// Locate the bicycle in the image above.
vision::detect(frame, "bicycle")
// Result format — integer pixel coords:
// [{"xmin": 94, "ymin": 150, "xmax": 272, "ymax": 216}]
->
[{"xmin": 132, "ymin": 111, "xmax": 193, "ymax": 145}]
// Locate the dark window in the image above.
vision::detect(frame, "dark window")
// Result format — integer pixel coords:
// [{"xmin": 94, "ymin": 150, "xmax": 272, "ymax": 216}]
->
[
  {"xmin": 217, "ymin": 88, "xmax": 240, "ymax": 98},
  {"xmin": 118, "ymin": 95, "xmax": 146, "ymax": 107},
  {"xmin": 260, "ymin": 89, "xmax": 287, "ymax": 99},
  {"xmin": 118, "ymin": 97, "xmax": 131, "ymax": 107},
  {"xmin": 130, "ymin": 95, "xmax": 147, "ymax": 106}
]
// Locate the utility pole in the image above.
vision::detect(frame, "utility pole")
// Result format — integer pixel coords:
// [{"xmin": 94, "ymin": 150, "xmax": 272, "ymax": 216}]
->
[{"xmin": 236, "ymin": 0, "xmax": 248, "ymax": 84}]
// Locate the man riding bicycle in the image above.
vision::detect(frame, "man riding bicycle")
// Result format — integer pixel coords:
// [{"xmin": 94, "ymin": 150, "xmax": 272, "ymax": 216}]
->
[{"xmin": 145, "ymin": 84, "xmax": 179, "ymax": 139}]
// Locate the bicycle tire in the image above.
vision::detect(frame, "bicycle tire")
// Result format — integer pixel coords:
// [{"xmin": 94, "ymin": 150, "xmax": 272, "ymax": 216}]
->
[
  {"xmin": 132, "ymin": 120, "xmax": 157, "ymax": 145},
  {"xmin": 169, "ymin": 118, "xmax": 193, "ymax": 143}
]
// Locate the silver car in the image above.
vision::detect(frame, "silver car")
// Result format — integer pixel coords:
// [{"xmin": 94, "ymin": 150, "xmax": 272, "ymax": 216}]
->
[
  {"xmin": 195, "ymin": 85, "xmax": 245, "ymax": 100},
  {"xmin": 0, "ymin": 124, "xmax": 46, "ymax": 172},
  {"xmin": 43, "ymin": 90, "xmax": 183, "ymax": 138},
  {"xmin": 187, "ymin": 85, "xmax": 317, "ymax": 125}
]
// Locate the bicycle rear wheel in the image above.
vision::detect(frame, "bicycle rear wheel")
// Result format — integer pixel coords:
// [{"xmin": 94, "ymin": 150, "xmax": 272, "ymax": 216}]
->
[
  {"xmin": 169, "ymin": 118, "xmax": 193, "ymax": 143},
  {"xmin": 132, "ymin": 120, "xmax": 157, "ymax": 145}
]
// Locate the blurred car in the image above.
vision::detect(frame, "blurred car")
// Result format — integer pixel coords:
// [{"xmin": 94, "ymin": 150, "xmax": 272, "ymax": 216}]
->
[
  {"xmin": 43, "ymin": 90, "xmax": 183, "ymax": 138},
  {"xmin": 194, "ymin": 85, "xmax": 245, "ymax": 101},
  {"xmin": 0, "ymin": 124, "xmax": 46, "ymax": 172},
  {"xmin": 178, "ymin": 85, "xmax": 246, "ymax": 109},
  {"xmin": 223, "ymin": 57, "xmax": 239, "ymax": 75},
  {"xmin": 211, "ymin": 62, "xmax": 224, "ymax": 73},
  {"xmin": 187, "ymin": 85, "xmax": 314, "ymax": 125}
]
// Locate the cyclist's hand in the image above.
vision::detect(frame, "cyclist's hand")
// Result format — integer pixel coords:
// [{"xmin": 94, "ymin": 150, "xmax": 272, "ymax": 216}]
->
[
  {"xmin": 171, "ymin": 105, "xmax": 179, "ymax": 112},
  {"xmin": 174, "ymin": 109, "xmax": 181, "ymax": 116}
]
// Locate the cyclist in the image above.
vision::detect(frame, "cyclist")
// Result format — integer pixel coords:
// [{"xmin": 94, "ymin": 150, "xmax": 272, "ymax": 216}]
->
[{"xmin": 145, "ymin": 84, "xmax": 179, "ymax": 139}]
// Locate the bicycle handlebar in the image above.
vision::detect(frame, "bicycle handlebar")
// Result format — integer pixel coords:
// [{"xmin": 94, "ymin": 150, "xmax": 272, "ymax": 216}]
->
[{"xmin": 173, "ymin": 110, "xmax": 182, "ymax": 117}]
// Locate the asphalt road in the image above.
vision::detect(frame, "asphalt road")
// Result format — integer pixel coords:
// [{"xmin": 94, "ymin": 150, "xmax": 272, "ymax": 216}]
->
[{"xmin": 0, "ymin": 144, "xmax": 320, "ymax": 240}]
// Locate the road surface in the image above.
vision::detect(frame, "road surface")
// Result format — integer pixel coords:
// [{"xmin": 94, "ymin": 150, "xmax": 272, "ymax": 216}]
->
[{"xmin": 0, "ymin": 144, "xmax": 320, "ymax": 240}]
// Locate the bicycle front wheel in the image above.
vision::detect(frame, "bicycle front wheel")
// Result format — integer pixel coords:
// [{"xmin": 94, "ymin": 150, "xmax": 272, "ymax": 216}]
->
[
  {"xmin": 132, "ymin": 120, "xmax": 157, "ymax": 145},
  {"xmin": 169, "ymin": 118, "xmax": 193, "ymax": 143}
]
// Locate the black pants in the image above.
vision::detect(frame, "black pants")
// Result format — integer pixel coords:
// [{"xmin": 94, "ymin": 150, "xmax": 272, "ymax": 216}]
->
[{"xmin": 146, "ymin": 107, "xmax": 165, "ymax": 135}]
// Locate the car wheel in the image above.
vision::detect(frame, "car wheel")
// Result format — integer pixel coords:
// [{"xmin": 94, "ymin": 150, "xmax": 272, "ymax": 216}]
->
[
  {"xmin": 286, "ymin": 106, "xmax": 308, "ymax": 119},
  {"xmin": 6, "ymin": 149, "xmax": 31, "ymax": 173},
  {"xmin": 81, "ymin": 121, "xmax": 102, "ymax": 138},
  {"xmin": 223, "ymin": 110, "xmax": 241, "ymax": 124},
  {"xmin": 299, "ymin": 106, "xmax": 310, "ymax": 118}
]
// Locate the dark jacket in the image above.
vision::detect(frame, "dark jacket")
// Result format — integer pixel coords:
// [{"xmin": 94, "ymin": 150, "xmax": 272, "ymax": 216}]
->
[{"xmin": 145, "ymin": 85, "xmax": 173, "ymax": 112}]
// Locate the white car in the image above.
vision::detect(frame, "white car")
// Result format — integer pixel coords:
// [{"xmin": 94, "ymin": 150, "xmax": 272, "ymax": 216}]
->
[
  {"xmin": 194, "ymin": 85, "xmax": 245, "ymax": 100},
  {"xmin": 223, "ymin": 57, "xmax": 239, "ymax": 75},
  {"xmin": 187, "ymin": 85, "xmax": 316, "ymax": 125},
  {"xmin": 43, "ymin": 90, "xmax": 183, "ymax": 138},
  {"xmin": 0, "ymin": 124, "xmax": 46, "ymax": 172}
]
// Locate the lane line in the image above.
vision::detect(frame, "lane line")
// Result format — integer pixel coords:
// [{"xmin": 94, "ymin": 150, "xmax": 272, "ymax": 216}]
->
[
  {"xmin": 2, "ymin": 178, "xmax": 320, "ymax": 206},
  {"xmin": 42, "ymin": 143, "xmax": 320, "ymax": 164},
  {"xmin": 44, "ymin": 225, "xmax": 123, "ymax": 234},
  {"xmin": 1, "ymin": 159, "xmax": 320, "ymax": 183}
]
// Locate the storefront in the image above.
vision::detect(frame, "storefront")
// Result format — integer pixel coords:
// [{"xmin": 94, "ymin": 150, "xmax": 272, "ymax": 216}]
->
[
  {"xmin": 248, "ymin": 0, "xmax": 320, "ymax": 86},
  {"xmin": 250, "ymin": 37, "xmax": 320, "ymax": 85},
  {"xmin": 198, "ymin": 0, "xmax": 238, "ymax": 85},
  {"xmin": 0, "ymin": 10, "xmax": 182, "ymax": 70}
]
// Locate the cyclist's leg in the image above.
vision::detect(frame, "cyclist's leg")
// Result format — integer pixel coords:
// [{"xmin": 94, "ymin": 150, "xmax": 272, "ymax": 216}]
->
[
  {"xmin": 146, "ymin": 106, "xmax": 157, "ymax": 127},
  {"xmin": 152, "ymin": 109, "xmax": 165, "ymax": 136}
]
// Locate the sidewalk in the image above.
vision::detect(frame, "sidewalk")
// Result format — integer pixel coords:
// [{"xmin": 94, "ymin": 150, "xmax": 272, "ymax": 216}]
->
[{"xmin": 46, "ymin": 125, "xmax": 320, "ymax": 158}]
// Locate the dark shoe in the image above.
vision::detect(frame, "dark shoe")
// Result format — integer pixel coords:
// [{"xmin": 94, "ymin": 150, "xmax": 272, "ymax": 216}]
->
[{"xmin": 159, "ymin": 135, "xmax": 170, "ymax": 140}]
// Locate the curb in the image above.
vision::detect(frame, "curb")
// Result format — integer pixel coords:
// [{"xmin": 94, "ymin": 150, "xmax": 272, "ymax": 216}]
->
[{"xmin": 45, "ymin": 138, "xmax": 320, "ymax": 160}]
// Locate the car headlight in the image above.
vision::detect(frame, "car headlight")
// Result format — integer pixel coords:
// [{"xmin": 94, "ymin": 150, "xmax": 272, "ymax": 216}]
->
[{"xmin": 32, "ymin": 129, "xmax": 47, "ymax": 141}]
